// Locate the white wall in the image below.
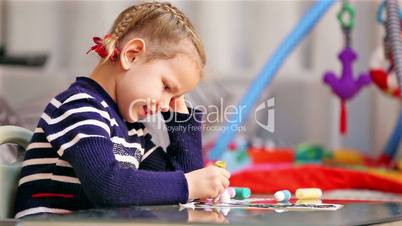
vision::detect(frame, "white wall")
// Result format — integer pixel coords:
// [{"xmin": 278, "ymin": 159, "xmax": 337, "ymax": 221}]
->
[{"xmin": 0, "ymin": 0, "xmax": 4, "ymax": 46}]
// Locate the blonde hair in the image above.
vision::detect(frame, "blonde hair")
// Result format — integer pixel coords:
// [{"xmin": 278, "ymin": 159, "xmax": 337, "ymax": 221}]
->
[{"xmin": 102, "ymin": 1, "xmax": 206, "ymax": 69}]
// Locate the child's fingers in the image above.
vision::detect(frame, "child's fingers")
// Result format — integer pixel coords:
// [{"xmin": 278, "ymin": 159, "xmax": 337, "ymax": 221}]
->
[
  {"xmin": 217, "ymin": 168, "xmax": 231, "ymax": 179},
  {"xmin": 215, "ymin": 183, "xmax": 225, "ymax": 196},
  {"xmin": 212, "ymin": 185, "xmax": 225, "ymax": 202},
  {"xmin": 169, "ymin": 96, "xmax": 180, "ymax": 108},
  {"xmin": 160, "ymin": 104, "xmax": 169, "ymax": 112},
  {"xmin": 221, "ymin": 177, "xmax": 230, "ymax": 188},
  {"xmin": 151, "ymin": 99, "xmax": 157, "ymax": 113}
]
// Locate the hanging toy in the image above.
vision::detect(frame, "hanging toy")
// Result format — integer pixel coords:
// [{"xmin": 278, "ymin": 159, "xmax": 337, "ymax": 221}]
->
[
  {"xmin": 369, "ymin": 1, "xmax": 401, "ymax": 99},
  {"xmin": 369, "ymin": 45, "xmax": 400, "ymax": 98},
  {"xmin": 323, "ymin": 1, "xmax": 371, "ymax": 135}
]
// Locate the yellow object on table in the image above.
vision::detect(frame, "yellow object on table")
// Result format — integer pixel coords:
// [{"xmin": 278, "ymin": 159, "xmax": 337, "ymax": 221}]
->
[{"xmin": 295, "ymin": 188, "xmax": 322, "ymax": 200}]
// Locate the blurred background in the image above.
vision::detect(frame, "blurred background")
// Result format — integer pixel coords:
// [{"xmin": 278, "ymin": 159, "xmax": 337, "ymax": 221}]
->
[{"xmin": 0, "ymin": 0, "xmax": 399, "ymax": 161}]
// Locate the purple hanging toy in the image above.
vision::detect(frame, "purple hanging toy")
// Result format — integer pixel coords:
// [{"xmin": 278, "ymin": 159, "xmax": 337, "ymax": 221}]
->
[{"xmin": 323, "ymin": 2, "xmax": 371, "ymax": 135}]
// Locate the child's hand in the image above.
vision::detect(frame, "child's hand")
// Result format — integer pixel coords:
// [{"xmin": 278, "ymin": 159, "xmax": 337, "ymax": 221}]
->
[
  {"xmin": 184, "ymin": 165, "xmax": 231, "ymax": 200},
  {"xmin": 169, "ymin": 95, "xmax": 189, "ymax": 114}
]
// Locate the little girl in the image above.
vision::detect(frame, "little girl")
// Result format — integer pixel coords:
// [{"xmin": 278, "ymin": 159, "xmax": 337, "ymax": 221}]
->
[{"xmin": 14, "ymin": 1, "xmax": 230, "ymax": 218}]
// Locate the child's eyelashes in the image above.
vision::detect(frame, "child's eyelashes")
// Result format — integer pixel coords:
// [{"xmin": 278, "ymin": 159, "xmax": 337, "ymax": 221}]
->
[
  {"xmin": 163, "ymin": 82, "xmax": 171, "ymax": 91},
  {"xmin": 163, "ymin": 79, "xmax": 179, "ymax": 93}
]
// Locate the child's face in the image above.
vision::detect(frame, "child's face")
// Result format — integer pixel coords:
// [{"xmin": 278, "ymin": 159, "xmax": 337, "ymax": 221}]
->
[{"xmin": 116, "ymin": 53, "xmax": 200, "ymax": 122}]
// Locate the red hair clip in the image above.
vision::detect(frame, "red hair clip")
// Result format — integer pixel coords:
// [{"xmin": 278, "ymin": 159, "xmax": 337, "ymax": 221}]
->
[{"xmin": 86, "ymin": 34, "xmax": 120, "ymax": 61}]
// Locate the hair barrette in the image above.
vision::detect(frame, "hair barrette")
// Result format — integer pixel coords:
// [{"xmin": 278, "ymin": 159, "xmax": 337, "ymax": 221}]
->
[{"xmin": 86, "ymin": 34, "xmax": 120, "ymax": 61}]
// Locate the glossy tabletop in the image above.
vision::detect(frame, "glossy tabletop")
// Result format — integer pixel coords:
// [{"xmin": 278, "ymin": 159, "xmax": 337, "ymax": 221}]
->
[{"xmin": 12, "ymin": 199, "xmax": 402, "ymax": 226}]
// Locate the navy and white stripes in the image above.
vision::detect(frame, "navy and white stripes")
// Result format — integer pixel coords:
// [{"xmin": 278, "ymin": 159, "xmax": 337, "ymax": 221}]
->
[{"xmin": 14, "ymin": 77, "xmax": 203, "ymax": 218}]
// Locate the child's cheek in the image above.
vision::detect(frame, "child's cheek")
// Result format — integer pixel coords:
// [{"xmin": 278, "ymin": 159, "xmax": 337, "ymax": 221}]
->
[
  {"xmin": 117, "ymin": 99, "xmax": 135, "ymax": 123},
  {"xmin": 116, "ymin": 79, "xmax": 157, "ymax": 122},
  {"xmin": 117, "ymin": 89, "xmax": 142, "ymax": 123}
]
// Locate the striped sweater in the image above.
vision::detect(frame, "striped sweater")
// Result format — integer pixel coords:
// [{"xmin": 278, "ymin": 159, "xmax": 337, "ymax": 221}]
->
[{"xmin": 14, "ymin": 77, "xmax": 203, "ymax": 218}]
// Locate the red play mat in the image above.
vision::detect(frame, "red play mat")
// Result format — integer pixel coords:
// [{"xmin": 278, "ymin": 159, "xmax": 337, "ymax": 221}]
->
[{"xmin": 229, "ymin": 164, "xmax": 402, "ymax": 194}]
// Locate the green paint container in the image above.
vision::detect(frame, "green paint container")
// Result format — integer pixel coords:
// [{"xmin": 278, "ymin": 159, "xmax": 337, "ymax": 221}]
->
[{"xmin": 234, "ymin": 187, "xmax": 251, "ymax": 199}]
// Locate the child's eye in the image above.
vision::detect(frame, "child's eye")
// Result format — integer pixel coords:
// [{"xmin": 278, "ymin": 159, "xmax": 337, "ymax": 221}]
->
[{"xmin": 163, "ymin": 82, "xmax": 170, "ymax": 91}]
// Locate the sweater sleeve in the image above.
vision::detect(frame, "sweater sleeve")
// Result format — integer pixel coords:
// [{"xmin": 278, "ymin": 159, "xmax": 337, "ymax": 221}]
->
[
  {"xmin": 141, "ymin": 108, "xmax": 204, "ymax": 173},
  {"xmin": 42, "ymin": 96, "xmax": 189, "ymax": 207},
  {"xmin": 64, "ymin": 137, "xmax": 188, "ymax": 206}
]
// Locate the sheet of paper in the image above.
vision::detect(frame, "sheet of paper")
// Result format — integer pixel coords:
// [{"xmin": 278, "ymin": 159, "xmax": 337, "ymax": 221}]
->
[{"xmin": 180, "ymin": 200, "xmax": 343, "ymax": 212}]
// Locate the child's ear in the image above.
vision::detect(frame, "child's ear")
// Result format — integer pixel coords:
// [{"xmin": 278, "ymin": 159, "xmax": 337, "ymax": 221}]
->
[{"xmin": 120, "ymin": 38, "xmax": 146, "ymax": 70}]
